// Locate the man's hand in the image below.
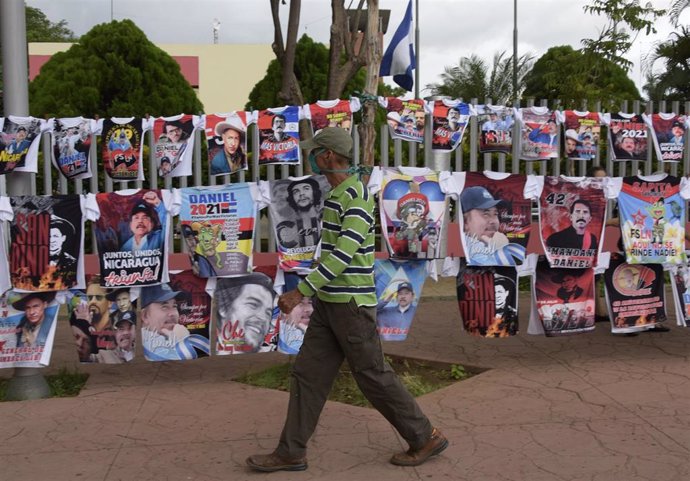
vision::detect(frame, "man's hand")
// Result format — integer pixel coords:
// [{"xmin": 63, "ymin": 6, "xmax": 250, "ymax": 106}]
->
[
  {"xmin": 143, "ymin": 190, "xmax": 161, "ymax": 207},
  {"xmin": 279, "ymin": 289, "xmax": 305, "ymax": 315},
  {"xmin": 74, "ymin": 302, "xmax": 91, "ymax": 323}
]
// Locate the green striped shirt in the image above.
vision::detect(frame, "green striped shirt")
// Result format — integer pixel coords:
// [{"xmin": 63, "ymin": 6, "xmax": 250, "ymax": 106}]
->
[{"xmin": 297, "ymin": 175, "xmax": 376, "ymax": 306}]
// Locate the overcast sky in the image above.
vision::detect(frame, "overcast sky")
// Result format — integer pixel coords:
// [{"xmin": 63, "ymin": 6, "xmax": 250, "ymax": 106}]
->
[{"xmin": 26, "ymin": 0, "xmax": 685, "ymax": 97}]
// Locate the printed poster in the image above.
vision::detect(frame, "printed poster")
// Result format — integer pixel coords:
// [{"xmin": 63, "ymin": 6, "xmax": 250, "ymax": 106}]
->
[
  {"xmin": 671, "ymin": 265, "xmax": 690, "ymax": 327},
  {"xmin": 379, "ymin": 168, "xmax": 447, "ymax": 259},
  {"xmin": 94, "ymin": 190, "xmax": 171, "ymax": 287},
  {"xmin": 477, "ymin": 105, "xmax": 514, "ymax": 154},
  {"xmin": 519, "ymin": 107, "xmax": 559, "ymax": 160},
  {"xmin": 101, "ymin": 117, "xmax": 146, "ymax": 181},
  {"xmin": 539, "ymin": 176, "xmax": 607, "ymax": 269},
  {"xmin": 152, "ymin": 114, "xmax": 196, "ymax": 177},
  {"xmin": 205, "ymin": 112, "xmax": 250, "ymax": 176},
  {"xmin": 52, "ymin": 117, "xmax": 94, "ymax": 180},
  {"xmin": 140, "ymin": 279, "xmax": 211, "ymax": 361},
  {"xmin": 534, "ymin": 260, "xmax": 595, "ymax": 336},
  {"xmin": 215, "ymin": 272, "xmax": 279, "ymax": 355},
  {"xmin": 379, "ymin": 97, "xmax": 427, "ymax": 143},
  {"xmin": 646, "ymin": 113, "xmax": 686, "ymax": 162},
  {"xmin": 0, "ymin": 291, "xmax": 59, "ymax": 368},
  {"xmin": 0, "ymin": 116, "xmax": 43, "ymax": 174},
  {"xmin": 618, "ymin": 175, "xmax": 687, "ymax": 265},
  {"xmin": 430, "ymin": 100, "xmax": 470, "ymax": 152},
  {"xmin": 458, "ymin": 172, "xmax": 530, "ymax": 266},
  {"xmin": 178, "ymin": 185, "xmax": 257, "ymax": 277},
  {"xmin": 257, "ymin": 106, "xmax": 301, "ymax": 165},
  {"xmin": 8, "ymin": 195, "xmax": 84, "ymax": 291},
  {"xmin": 67, "ymin": 278, "xmax": 136, "ymax": 364},
  {"xmin": 375, "ymin": 259, "xmax": 427, "ymax": 341},
  {"xmin": 603, "ymin": 253, "xmax": 666, "ymax": 333},
  {"xmin": 265, "ymin": 176, "xmax": 330, "ymax": 272},
  {"xmin": 305, "ymin": 98, "xmax": 359, "ymax": 134},
  {"xmin": 277, "ymin": 271, "xmax": 311, "ymax": 354},
  {"xmin": 606, "ymin": 112, "xmax": 649, "ymax": 162},
  {"xmin": 456, "ymin": 265, "xmax": 519, "ymax": 337},
  {"xmin": 562, "ymin": 110, "xmax": 601, "ymax": 161}
]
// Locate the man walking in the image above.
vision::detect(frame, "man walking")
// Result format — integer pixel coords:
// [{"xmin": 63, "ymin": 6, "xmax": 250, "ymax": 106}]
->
[{"xmin": 246, "ymin": 128, "xmax": 447, "ymax": 472}]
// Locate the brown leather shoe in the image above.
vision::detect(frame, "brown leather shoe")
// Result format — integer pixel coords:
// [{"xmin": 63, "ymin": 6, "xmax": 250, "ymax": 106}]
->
[
  {"xmin": 390, "ymin": 428, "xmax": 448, "ymax": 467},
  {"xmin": 246, "ymin": 451, "xmax": 308, "ymax": 472}
]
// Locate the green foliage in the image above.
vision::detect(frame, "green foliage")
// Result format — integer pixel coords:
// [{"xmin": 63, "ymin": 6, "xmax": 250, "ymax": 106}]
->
[
  {"xmin": 582, "ymin": 0, "xmax": 665, "ymax": 70},
  {"xmin": 245, "ymin": 34, "xmax": 403, "ymax": 110},
  {"xmin": 234, "ymin": 357, "xmax": 470, "ymax": 409},
  {"xmin": 522, "ymin": 45, "xmax": 640, "ymax": 108},
  {"xmin": 449, "ymin": 364, "xmax": 468, "ymax": 380},
  {"xmin": 46, "ymin": 368, "xmax": 89, "ymax": 397},
  {"xmin": 644, "ymin": 28, "xmax": 690, "ymax": 102},
  {"xmin": 0, "ymin": 368, "xmax": 88, "ymax": 401},
  {"xmin": 29, "ymin": 19, "xmax": 203, "ymax": 118},
  {"xmin": 426, "ymin": 51, "xmax": 534, "ymax": 104},
  {"xmin": 25, "ymin": 6, "xmax": 77, "ymax": 42}
]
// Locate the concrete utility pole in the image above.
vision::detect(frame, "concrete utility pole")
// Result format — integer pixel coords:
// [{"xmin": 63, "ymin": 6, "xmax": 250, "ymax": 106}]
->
[{"xmin": 1, "ymin": 0, "xmax": 51, "ymax": 400}]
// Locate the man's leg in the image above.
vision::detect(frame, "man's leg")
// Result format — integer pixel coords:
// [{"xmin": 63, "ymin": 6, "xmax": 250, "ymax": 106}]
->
[
  {"xmin": 326, "ymin": 300, "xmax": 439, "ymax": 455},
  {"xmin": 275, "ymin": 298, "xmax": 345, "ymax": 458}
]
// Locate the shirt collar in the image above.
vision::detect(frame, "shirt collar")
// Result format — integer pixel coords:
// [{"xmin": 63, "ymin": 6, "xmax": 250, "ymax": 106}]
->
[{"xmin": 328, "ymin": 174, "xmax": 359, "ymax": 199}]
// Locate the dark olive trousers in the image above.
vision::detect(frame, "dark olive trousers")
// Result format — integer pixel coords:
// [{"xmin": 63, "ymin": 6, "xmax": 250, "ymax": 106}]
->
[{"xmin": 276, "ymin": 298, "xmax": 432, "ymax": 458}]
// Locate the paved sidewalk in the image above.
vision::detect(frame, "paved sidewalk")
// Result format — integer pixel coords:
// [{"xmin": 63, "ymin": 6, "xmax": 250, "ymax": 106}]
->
[{"xmin": 2, "ymin": 279, "xmax": 690, "ymax": 480}]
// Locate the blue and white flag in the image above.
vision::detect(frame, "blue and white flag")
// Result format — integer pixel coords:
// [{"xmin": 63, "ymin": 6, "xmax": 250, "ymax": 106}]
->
[{"xmin": 379, "ymin": 0, "xmax": 416, "ymax": 91}]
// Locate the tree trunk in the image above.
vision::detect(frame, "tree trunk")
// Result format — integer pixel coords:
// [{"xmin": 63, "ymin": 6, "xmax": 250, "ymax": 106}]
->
[
  {"xmin": 270, "ymin": 0, "xmax": 305, "ymax": 106},
  {"xmin": 326, "ymin": 0, "xmax": 366, "ymax": 99},
  {"xmin": 358, "ymin": 0, "xmax": 381, "ymax": 168}
]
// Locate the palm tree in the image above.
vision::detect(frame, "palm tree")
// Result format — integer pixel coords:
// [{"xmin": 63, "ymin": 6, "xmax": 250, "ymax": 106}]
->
[
  {"xmin": 426, "ymin": 51, "xmax": 534, "ymax": 105},
  {"xmin": 670, "ymin": 0, "xmax": 690, "ymax": 26},
  {"xmin": 643, "ymin": 27, "xmax": 690, "ymax": 101}
]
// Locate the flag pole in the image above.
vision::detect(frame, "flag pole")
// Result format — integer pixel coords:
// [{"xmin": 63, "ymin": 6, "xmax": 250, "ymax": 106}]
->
[{"xmin": 414, "ymin": 0, "xmax": 419, "ymax": 99}]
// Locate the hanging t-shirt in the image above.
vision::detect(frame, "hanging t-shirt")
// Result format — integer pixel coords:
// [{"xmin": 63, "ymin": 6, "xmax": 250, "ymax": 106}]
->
[
  {"xmin": 368, "ymin": 166, "xmax": 452, "ymax": 260},
  {"xmin": 50, "ymin": 117, "xmax": 97, "ymax": 180},
  {"xmin": 66, "ymin": 280, "xmax": 137, "ymax": 364},
  {"xmin": 0, "ymin": 194, "xmax": 97, "ymax": 292},
  {"xmin": 304, "ymin": 98, "xmax": 360, "ymax": 134},
  {"xmin": 276, "ymin": 271, "xmax": 310, "ymax": 354},
  {"xmin": 260, "ymin": 175, "xmax": 330, "ymax": 273},
  {"xmin": 603, "ymin": 253, "xmax": 666, "ymax": 333},
  {"xmin": 255, "ymin": 106, "xmax": 302, "ymax": 165},
  {"xmin": 476, "ymin": 105, "xmax": 514, "ymax": 154},
  {"xmin": 140, "ymin": 274, "xmax": 213, "ymax": 361},
  {"xmin": 94, "ymin": 189, "xmax": 178, "ymax": 288},
  {"xmin": 430, "ymin": 99, "xmax": 471, "ymax": 152},
  {"xmin": 204, "ymin": 111, "xmax": 252, "ymax": 176},
  {"xmin": 533, "ymin": 258, "xmax": 595, "ymax": 336},
  {"xmin": 456, "ymin": 265, "xmax": 519, "ymax": 338},
  {"xmin": 378, "ymin": 97, "xmax": 429, "ymax": 143},
  {"xmin": 96, "ymin": 117, "xmax": 150, "ymax": 181},
  {"xmin": 602, "ymin": 112, "xmax": 649, "ymax": 162},
  {"xmin": 609, "ymin": 174, "xmax": 690, "ymax": 264},
  {"xmin": 534, "ymin": 176, "xmax": 611, "ymax": 269},
  {"xmin": 151, "ymin": 114, "xmax": 200, "ymax": 178},
  {"xmin": 452, "ymin": 171, "xmax": 535, "ymax": 266},
  {"xmin": 643, "ymin": 112, "xmax": 686, "ymax": 162},
  {"xmin": 671, "ymin": 265, "xmax": 690, "ymax": 327},
  {"xmin": 517, "ymin": 107, "xmax": 559, "ymax": 160},
  {"xmin": 558, "ymin": 110, "xmax": 602, "ymax": 161},
  {"xmin": 214, "ymin": 271, "xmax": 279, "ymax": 355},
  {"xmin": 0, "ymin": 291, "xmax": 60, "ymax": 368},
  {"xmin": 0, "ymin": 116, "xmax": 45, "ymax": 174},
  {"xmin": 375, "ymin": 259, "xmax": 428, "ymax": 341},
  {"xmin": 176, "ymin": 184, "xmax": 262, "ymax": 278}
]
